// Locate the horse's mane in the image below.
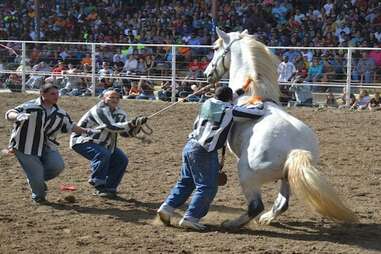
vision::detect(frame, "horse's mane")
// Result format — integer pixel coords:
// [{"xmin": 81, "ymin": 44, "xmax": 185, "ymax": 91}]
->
[{"xmin": 240, "ymin": 34, "xmax": 281, "ymax": 103}]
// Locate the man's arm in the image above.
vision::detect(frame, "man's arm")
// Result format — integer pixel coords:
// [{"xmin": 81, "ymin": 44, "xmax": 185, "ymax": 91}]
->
[
  {"xmin": 232, "ymin": 103, "xmax": 265, "ymax": 121},
  {"xmin": 5, "ymin": 104, "xmax": 29, "ymax": 122},
  {"xmin": 72, "ymin": 124, "xmax": 94, "ymax": 135}
]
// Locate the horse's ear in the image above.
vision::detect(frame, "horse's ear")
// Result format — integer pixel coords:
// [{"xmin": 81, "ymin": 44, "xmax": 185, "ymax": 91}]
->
[{"xmin": 216, "ymin": 27, "xmax": 230, "ymax": 43}]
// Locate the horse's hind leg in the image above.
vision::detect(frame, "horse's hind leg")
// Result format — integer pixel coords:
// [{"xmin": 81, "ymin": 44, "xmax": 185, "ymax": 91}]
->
[
  {"xmin": 258, "ymin": 179, "xmax": 290, "ymax": 225},
  {"xmin": 222, "ymin": 169, "xmax": 264, "ymax": 229}
]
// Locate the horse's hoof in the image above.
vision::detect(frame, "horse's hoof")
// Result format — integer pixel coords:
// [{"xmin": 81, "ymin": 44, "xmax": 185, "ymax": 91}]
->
[{"xmin": 258, "ymin": 212, "xmax": 274, "ymax": 225}]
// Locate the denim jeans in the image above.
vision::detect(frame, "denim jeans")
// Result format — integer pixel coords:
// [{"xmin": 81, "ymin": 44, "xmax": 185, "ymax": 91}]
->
[
  {"xmin": 15, "ymin": 147, "xmax": 65, "ymax": 200},
  {"xmin": 72, "ymin": 142, "xmax": 128, "ymax": 192},
  {"xmin": 164, "ymin": 139, "xmax": 219, "ymax": 220}
]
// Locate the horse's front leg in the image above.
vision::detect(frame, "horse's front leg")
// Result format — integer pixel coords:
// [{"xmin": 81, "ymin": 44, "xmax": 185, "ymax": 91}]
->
[{"xmin": 222, "ymin": 160, "xmax": 264, "ymax": 229}]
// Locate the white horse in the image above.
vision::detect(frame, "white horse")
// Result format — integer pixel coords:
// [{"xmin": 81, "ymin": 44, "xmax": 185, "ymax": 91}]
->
[{"xmin": 204, "ymin": 27, "xmax": 357, "ymax": 229}]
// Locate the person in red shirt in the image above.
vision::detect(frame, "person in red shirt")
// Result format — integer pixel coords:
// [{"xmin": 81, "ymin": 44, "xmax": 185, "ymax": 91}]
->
[
  {"xmin": 52, "ymin": 61, "xmax": 65, "ymax": 75},
  {"xmin": 188, "ymin": 58, "xmax": 201, "ymax": 78},
  {"xmin": 198, "ymin": 56, "xmax": 209, "ymax": 72}
]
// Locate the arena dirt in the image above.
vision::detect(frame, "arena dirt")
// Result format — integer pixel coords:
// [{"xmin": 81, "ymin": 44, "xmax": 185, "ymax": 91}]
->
[{"xmin": 0, "ymin": 94, "xmax": 380, "ymax": 254}]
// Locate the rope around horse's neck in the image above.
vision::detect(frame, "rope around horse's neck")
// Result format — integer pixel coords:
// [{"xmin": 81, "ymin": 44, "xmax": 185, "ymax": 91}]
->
[{"xmin": 147, "ymin": 83, "xmax": 215, "ymax": 119}]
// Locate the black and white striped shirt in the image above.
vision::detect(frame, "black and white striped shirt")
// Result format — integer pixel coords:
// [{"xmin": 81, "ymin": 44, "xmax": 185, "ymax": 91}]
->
[
  {"xmin": 70, "ymin": 101, "xmax": 132, "ymax": 152},
  {"xmin": 6, "ymin": 97, "xmax": 74, "ymax": 156},
  {"xmin": 189, "ymin": 98, "xmax": 264, "ymax": 152}
]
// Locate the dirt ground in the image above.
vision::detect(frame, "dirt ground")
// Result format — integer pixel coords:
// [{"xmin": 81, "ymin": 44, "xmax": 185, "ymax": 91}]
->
[{"xmin": 0, "ymin": 93, "xmax": 380, "ymax": 254}]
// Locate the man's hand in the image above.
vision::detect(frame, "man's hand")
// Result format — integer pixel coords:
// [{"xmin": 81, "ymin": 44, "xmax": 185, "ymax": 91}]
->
[
  {"xmin": 235, "ymin": 88, "xmax": 245, "ymax": 96},
  {"xmin": 131, "ymin": 116, "xmax": 148, "ymax": 126},
  {"xmin": 16, "ymin": 113, "xmax": 30, "ymax": 122},
  {"xmin": 85, "ymin": 128, "xmax": 101, "ymax": 135}
]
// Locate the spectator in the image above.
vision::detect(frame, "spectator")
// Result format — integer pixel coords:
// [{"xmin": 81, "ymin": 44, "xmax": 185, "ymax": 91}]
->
[
  {"xmin": 125, "ymin": 80, "xmax": 141, "ymax": 99},
  {"xmin": 368, "ymin": 91, "xmax": 381, "ymax": 111},
  {"xmin": 187, "ymin": 58, "xmax": 202, "ymax": 79},
  {"xmin": 136, "ymin": 77, "xmax": 155, "ymax": 100},
  {"xmin": 338, "ymin": 91, "xmax": 356, "ymax": 109},
  {"xmin": 352, "ymin": 51, "xmax": 376, "ymax": 84},
  {"xmin": 277, "ymin": 55, "xmax": 296, "ymax": 82},
  {"xmin": 144, "ymin": 55, "xmax": 155, "ymax": 76},
  {"xmin": 60, "ymin": 64, "xmax": 83, "ymax": 96},
  {"xmin": 325, "ymin": 91, "xmax": 338, "ymax": 108},
  {"xmin": 289, "ymin": 77, "xmax": 313, "ymax": 107},
  {"xmin": 25, "ymin": 61, "xmax": 51, "ymax": 89},
  {"xmin": 123, "ymin": 54, "xmax": 138, "ymax": 74},
  {"xmin": 4, "ymin": 73, "xmax": 22, "ymax": 92},
  {"xmin": 136, "ymin": 57, "xmax": 147, "ymax": 74},
  {"xmin": 81, "ymin": 53, "xmax": 92, "ymax": 66},
  {"xmin": 158, "ymin": 81, "xmax": 177, "ymax": 102},
  {"xmin": 350, "ymin": 89, "xmax": 371, "ymax": 110},
  {"xmin": 306, "ymin": 57, "xmax": 323, "ymax": 90}
]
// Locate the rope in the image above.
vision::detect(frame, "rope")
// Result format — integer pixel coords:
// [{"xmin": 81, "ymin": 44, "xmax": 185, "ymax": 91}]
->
[
  {"xmin": 147, "ymin": 83, "xmax": 215, "ymax": 119},
  {"xmin": 220, "ymin": 145, "xmax": 226, "ymax": 170}
]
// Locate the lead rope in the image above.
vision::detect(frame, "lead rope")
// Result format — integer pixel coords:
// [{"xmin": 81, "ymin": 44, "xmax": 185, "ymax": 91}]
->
[
  {"xmin": 218, "ymin": 145, "xmax": 228, "ymax": 186},
  {"xmin": 147, "ymin": 83, "xmax": 215, "ymax": 119},
  {"xmin": 132, "ymin": 83, "xmax": 216, "ymax": 141}
]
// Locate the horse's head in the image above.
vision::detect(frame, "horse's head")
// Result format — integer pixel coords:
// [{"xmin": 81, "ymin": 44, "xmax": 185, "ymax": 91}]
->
[{"xmin": 204, "ymin": 27, "xmax": 248, "ymax": 84}]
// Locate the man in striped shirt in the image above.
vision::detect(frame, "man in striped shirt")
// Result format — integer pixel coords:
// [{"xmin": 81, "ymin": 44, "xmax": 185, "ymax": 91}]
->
[
  {"xmin": 5, "ymin": 83, "xmax": 89, "ymax": 203},
  {"xmin": 70, "ymin": 90, "xmax": 147, "ymax": 198},
  {"xmin": 157, "ymin": 86, "xmax": 264, "ymax": 231}
]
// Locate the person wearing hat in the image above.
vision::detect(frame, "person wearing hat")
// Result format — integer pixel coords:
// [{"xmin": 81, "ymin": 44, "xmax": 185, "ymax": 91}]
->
[
  {"xmin": 4, "ymin": 83, "xmax": 90, "ymax": 203},
  {"xmin": 70, "ymin": 89, "xmax": 147, "ymax": 197},
  {"xmin": 157, "ymin": 86, "xmax": 265, "ymax": 231}
]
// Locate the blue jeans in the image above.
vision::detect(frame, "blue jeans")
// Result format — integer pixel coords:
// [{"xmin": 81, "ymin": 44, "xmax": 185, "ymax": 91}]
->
[
  {"xmin": 72, "ymin": 142, "xmax": 128, "ymax": 192},
  {"xmin": 164, "ymin": 139, "xmax": 219, "ymax": 220},
  {"xmin": 15, "ymin": 147, "xmax": 65, "ymax": 200}
]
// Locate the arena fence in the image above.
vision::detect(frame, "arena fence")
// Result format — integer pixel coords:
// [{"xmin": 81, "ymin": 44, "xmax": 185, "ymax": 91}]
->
[{"xmin": 0, "ymin": 40, "xmax": 380, "ymax": 104}]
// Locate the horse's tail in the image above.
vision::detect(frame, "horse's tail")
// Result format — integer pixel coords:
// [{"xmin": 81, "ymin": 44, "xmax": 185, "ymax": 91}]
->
[{"xmin": 285, "ymin": 149, "xmax": 358, "ymax": 223}]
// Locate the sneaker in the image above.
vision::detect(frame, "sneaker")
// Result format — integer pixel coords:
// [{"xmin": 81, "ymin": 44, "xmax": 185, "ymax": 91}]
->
[
  {"xmin": 179, "ymin": 218, "xmax": 207, "ymax": 231},
  {"xmin": 32, "ymin": 197, "xmax": 48, "ymax": 205},
  {"xmin": 157, "ymin": 206, "xmax": 173, "ymax": 226},
  {"xmin": 93, "ymin": 189, "xmax": 116, "ymax": 198}
]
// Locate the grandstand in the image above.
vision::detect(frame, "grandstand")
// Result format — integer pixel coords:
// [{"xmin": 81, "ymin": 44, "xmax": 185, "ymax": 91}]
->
[{"xmin": 0, "ymin": 0, "xmax": 381, "ymax": 103}]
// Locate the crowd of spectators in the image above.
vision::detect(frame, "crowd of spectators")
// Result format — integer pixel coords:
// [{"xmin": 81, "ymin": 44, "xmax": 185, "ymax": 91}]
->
[
  {"xmin": 0, "ymin": 0, "xmax": 381, "ymax": 102},
  {"xmin": 1, "ymin": 0, "xmax": 380, "ymax": 47}
]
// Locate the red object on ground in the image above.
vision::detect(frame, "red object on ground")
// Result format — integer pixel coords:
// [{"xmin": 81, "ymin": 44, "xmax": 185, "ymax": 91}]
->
[{"xmin": 60, "ymin": 184, "xmax": 77, "ymax": 191}]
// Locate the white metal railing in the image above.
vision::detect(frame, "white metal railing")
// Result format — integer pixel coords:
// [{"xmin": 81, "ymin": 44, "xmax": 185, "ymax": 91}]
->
[{"xmin": 0, "ymin": 40, "xmax": 380, "ymax": 105}]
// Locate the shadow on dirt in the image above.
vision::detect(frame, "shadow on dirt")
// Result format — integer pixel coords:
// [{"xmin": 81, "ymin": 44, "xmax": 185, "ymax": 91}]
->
[
  {"xmin": 46, "ymin": 197, "xmax": 160, "ymax": 225},
  {"xmin": 206, "ymin": 220, "xmax": 381, "ymax": 252}
]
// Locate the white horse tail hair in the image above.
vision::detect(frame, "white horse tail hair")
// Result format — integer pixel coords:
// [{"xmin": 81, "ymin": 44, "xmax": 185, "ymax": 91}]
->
[{"xmin": 285, "ymin": 149, "xmax": 358, "ymax": 223}]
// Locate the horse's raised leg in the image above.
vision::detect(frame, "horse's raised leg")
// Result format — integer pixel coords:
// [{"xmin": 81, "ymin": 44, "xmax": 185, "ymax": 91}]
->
[
  {"xmin": 222, "ymin": 160, "xmax": 264, "ymax": 229},
  {"xmin": 258, "ymin": 179, "xmax": 290, "ymax": 225}
]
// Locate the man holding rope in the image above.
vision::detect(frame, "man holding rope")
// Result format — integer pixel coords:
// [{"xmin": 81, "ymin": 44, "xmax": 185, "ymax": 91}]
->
[
  {"xmin": 157, "ymin": 86, "xmax": 264, "ymax": 231},
  {"xmin": 70, "ymin": 89, "xmax": 147, "ymax": 198}
]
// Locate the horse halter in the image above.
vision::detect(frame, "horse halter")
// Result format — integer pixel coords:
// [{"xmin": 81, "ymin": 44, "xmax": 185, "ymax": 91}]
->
[{"xmin": 210, "ymin": 37, "xmax": 242, "ymax": 80}]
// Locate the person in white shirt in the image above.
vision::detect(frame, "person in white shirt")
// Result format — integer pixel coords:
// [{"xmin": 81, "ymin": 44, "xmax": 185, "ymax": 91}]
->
[
  {"xmin": 277, "ymin": 56, "xmax": 296, "ymax": 83},
  {"xmin": 123, "ymin": 54, "xmax": 138, "ymax": 74}
]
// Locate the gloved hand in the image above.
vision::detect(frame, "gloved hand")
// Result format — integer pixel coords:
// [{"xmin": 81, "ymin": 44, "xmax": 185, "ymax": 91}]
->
[
  {"xmin": 16, "ymin": 113, "xmax": 30, "ymax": 122},
  {"xmin": 85, "ymin": 128, "xmax": 100, "ymax": 135},
  {"xmin": 235, "ymin": 88, "xmax": 245, "ymax": 96},
  {"xmin": 131, "ymin": 116, "xmax": 148, "ymax": 126}
]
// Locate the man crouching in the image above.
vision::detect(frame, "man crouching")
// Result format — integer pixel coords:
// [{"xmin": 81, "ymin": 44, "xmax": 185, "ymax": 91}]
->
[
  {"xmin": 70, "ymin": 90, "xmax": 147, "ymax": 198},
  {"xmin": 5, "ymin": 83, "xmax": 89, "ymax": 203}
]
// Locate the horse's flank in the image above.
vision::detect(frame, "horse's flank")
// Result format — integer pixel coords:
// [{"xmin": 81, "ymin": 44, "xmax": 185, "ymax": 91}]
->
[{"xmin": 240, "ymin": 35, "xmax": 281, "ymax": 104}]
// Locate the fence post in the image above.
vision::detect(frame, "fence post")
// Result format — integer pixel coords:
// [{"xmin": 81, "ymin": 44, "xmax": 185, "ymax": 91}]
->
[
  {"xmin": 21, "ymin": 42, "xmax": 26, "ymax": 92},
  {"xmin": 91, "ymin": 43, "xmax": 96, "ymax": 96},
  {"xmin": 345, "ymin": 48, "xmax": 352, "ymax": 107},
  {"xmin": 171, "ymin": 45, "xmax": 177, "ymax": 102}
]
